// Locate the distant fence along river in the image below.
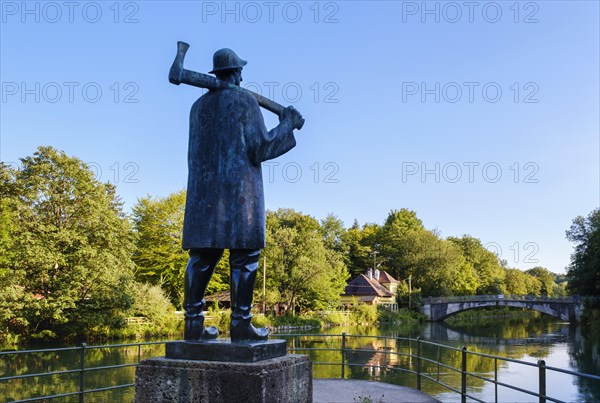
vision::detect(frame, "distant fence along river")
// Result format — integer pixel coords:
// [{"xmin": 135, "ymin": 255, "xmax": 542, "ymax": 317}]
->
[{"xmin": 1, "ymin": 333, "xmax": 599, "ymax": 402}]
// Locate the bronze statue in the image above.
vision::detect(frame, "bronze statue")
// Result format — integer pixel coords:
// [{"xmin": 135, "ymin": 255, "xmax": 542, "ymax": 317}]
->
[{"xmin": 169, "ymin": 43, "xmax": 304, "ymax": 342}]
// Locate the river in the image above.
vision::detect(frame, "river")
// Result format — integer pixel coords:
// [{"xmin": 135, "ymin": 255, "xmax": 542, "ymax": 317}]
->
[{"xmin": 1, "ymin": 314, "xmax": 599, "ymax": 402}]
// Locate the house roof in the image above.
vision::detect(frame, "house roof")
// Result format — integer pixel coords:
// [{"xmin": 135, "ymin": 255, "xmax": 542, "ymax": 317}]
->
[
  {"xmin": 343, "ymin": 274, "xmax": 394, "ymax": 298},
  {"xmin": 377, "ymin": 271, "xmax": 399, "ymax": 284},
  {"xmin": 205, "ymin": 290, "xmax": 230, "ymax": 302}
]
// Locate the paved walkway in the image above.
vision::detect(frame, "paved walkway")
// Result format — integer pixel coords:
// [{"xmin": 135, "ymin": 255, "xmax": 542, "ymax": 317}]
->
[{"xmin": 313, "ymin": 379, "xmax": 441, "ymax": 403}]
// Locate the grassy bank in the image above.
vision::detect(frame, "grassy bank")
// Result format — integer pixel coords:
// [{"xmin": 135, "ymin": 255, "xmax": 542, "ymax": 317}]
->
[
  {"xmin": 204, "ymin": 305, "xmax": 424, "ymax": 334},
  {"xmin": 0, "ymin": 316, "xmax": 183, "ymax": 349},
  {"xmin": 2, "ymin": 305, "xmax": 423, "ymax": 349}
]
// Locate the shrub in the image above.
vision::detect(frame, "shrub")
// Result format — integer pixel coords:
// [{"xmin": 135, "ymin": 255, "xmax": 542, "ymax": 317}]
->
[
  {"xmin": 350, "ymin": 304, "xmax": 378, "ymax": 325},
  {"xmin": 271, "ymin": 314, "xmax": 321, "ymax": 328},
  {"xmin": 378, "ymin": 308, "xmax": 422, "ymax": 324},
  {"xmin": 126, "ymin": 282, "xmax": 180, "ymax": 336},
  {"xmin": 251, "ymin": 313, "xmax": 272, "ymax": 328},
  {"xmin": 320, "ymin": 311, "xmax": 350, "ymax": 326}
]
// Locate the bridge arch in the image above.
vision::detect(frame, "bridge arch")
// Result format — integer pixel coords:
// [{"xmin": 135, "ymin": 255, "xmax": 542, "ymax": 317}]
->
[{"xmin": 421, "ymin": 296, "xmax": 583, "ymax": 323}]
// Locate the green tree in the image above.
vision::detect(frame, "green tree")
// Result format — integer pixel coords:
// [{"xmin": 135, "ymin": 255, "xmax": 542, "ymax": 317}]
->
[
  {"xmin": 1, "ymin": 147, "xmax": 135, "ymax": 339},
  {"xmin": 524, "ymin": 273, "xmax": 542, "ymax": 296},
  {"xmin": 566, "ymin": 209, "xmax": 600, "ymax": 296},
  {"xmin": 128, "ymin": 282, "xmax": 179, "ymax": 331},
  {"xmin": 406, "ymin": 231, "xmax": 477, "ymax": 296},
  {"xmin": 0, "ymin": 164, "xmax": 28, "ymax": 342},
  {"xmin": 448, "ymin": 235, "xmax": 505, "ymax": 294},
  {"xmin": 504, "ymin": 269, "xmax": 529, "ymax": 295},
  {"xmin": 378, "ymin": 209, "xmax": 477, "ymax": 296},
  {"xmin": 552, "ymin": 274, "xmax": 569, "ymax": 297},
  {"xmin": 379, "ymin": 208, "xmax": 424, "ymax": 280},
  {"xmin": 263, "ymin": 209, "xmax": 349, "ymax": 313},
  {"xmin": 340, "ymin": 220, "xmax": 371, "ymax": 276},
  {"xmin": 503, "ymin": 268, "xmax": 541, "ymax": 296},
  {"xmin": 525, "ymin": 267, "xmax": 556, "ymax": 296},
  {"xmin": 331, "ymin": 217, "xmax": 382, "ymax": 277},
  {"xmin": 132, "ymin": 190, "xmax": 230, "ymax": 307},
  {"xmin": 320, "ymin": 213, "xmax": 347, "ymax": 254}
]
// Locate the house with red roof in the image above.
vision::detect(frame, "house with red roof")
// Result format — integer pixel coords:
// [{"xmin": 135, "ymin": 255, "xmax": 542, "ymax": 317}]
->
[{"xmin": 340, "ymin": 268, "xmax": 399, "ymax": 311}]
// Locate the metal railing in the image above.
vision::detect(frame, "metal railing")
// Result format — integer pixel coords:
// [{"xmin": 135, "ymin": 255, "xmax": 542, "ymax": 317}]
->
[
  {"xmin": 0, "ymin": 341, "xmax": 165, "ymax": 403},
  {"xmin": 1, "ymin": 334, "xmax": 599, "ymax": 402},
  {"xmin": 277, "ymin": 333, "xmax": 599, "ymax": 403}
]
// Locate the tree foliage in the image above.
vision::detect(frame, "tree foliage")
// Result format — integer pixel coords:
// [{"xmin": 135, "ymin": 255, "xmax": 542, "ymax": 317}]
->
[
  {"xmin": 131, "ymin": 191, "xmax": 230, "ymax": 308},
  {"xmin": 0, "ymin": 147, "xmax": 135, "ymax": 340},
  {"xmin": 320, "ymin": 214, "xmax": 347, "ymax": 254},
  {"xmin": 262, "ymin": 209, "xmax": 349, "ymax": 313},
  {"xmin": 379, "ymin": 208, "xmax": 424, "ymax": 280},
  {"xmin": 566, "ymin": 209, "xmax": 600, "ymax": 296},
  {"xmin": 340, "ymin": 221, "xmax": 365, "ymax": 276},
  {"xmin": 526, "ymin": 267, "xmax": 555, "ymax": 296},
  {"xmin": 503, "ymin": 269, "xmax": 525, "ymax": 295},
  {"xmin": 448, "ymin": 235, "xmax": 505, "ymax": 294},
  {"xmin": 1, "ymin": 144, "xmax": 576, "ymax": 344},
  {"xmin": 341, "ymin": 220, "xmax": 380, "ymax": 277},
  {"xmin": 128, "ymin": 282, "xmax": 178, "ymax": 330},
  {"xmin": 379, "ymin": 210, "xmax": 479, "ymax": 297}
]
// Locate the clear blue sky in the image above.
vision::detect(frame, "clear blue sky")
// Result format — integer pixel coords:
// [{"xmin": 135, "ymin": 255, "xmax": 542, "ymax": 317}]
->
[{"xmin": 1, "ymin": 1, "xmax": 598, "ymax": 274}]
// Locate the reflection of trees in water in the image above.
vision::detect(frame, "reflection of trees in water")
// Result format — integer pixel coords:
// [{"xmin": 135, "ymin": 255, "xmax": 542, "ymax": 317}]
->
[
  {"xmin": 0, "ymin": 343, "xmax": 164, "ymax": 402},
  {"xmin": 567, "ymin": 325, "xmax": 600, "ymax": 402},
  {"xmin": 298, "ymin": 327, "xmax": 597, "ymax": 399},
  {"xmin": 3, "ymin": 322, "xmax": 598, "ymax": 402},
  {"xmin": 442, "ymin": 311, "xmax": 571, "ymax": 344},
  {"xmin": 306, "ymin": 335, "xmax": 507, "ymax": 396}
]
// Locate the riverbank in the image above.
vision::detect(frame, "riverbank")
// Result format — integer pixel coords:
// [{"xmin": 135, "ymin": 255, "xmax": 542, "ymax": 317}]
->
[
  {"xmin": 0, "ymin": 306, "xmax": 423, "ymax": 350},
  {"xmin": 203, "ymin": 307, "xmax": 424, "ymax": 335}
]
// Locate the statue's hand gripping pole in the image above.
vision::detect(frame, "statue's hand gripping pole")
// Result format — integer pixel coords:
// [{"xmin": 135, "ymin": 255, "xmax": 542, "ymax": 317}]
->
[{"xmin": 169, "ymin": 41, "xmax": 305, "ymax": 130}]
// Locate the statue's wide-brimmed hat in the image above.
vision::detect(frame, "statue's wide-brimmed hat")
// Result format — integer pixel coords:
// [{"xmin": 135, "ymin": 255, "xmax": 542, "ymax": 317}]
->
[{"xmin": 209, "ymin": 48, "xmax": 247, "ymax": 74}]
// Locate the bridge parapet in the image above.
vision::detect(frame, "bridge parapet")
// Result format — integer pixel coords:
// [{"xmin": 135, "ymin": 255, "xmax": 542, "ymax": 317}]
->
[
  {"xmin": 425, "ymin": 295, "xmax": 581, "ymax": 304},
  {"xmin": 421, "ymin": 295, "xmax": 583, "ymax": 322}
]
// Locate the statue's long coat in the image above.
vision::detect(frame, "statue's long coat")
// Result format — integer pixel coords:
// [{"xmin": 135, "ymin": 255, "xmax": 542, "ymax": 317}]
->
[{"xmin": 182, "ymin": 88, "xmax": 296, "ymax": 250}]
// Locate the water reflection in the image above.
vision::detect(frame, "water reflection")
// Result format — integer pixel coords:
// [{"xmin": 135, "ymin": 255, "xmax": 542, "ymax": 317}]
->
[
  {"xmin": 1, "ymin": 343, "xmax": 165, "ymax": 402},
  {"xmin": 1, "ymin": 316, "xmax": 598, "ymax": 402},
  {"xmin": 281, "ymin": 316, "xmax": 599, "ymax": 402}
]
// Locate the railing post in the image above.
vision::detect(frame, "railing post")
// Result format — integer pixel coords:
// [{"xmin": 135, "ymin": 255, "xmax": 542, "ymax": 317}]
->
[
  {"xmin": 538, "ymin": 360, "xmax": 546, "ymax": 403},
  {"xmin": 138, "ymin": 343, "xmax": 142, "ymax": 362},
  {"xmin": 494, "ymin": 357, "xmax": 498, "ymax": 403},
  {"xmin": 416, "ymin": 337, "xmax": 422, "ymax": 390},
  {"xmin": 341, "ymin": 332, "xmax": 346, "ymax": 379},
  {"xmin": 383, "ymin": 336, "xmax": 388, "ymax": 367},
  {"xmin": 79, "ymin": 343, "xmax": 86, "ymax": 403},
  {"xmin": 436, "ymin": 345, "xmax": 441, "ymax": 381},
  {"xmin": 461, "ymin": 346, "xmax": 467, "ymax": 403},
  {"xmin": 342, "ymin": 332, "xmax": 346, "ymax": 379}
]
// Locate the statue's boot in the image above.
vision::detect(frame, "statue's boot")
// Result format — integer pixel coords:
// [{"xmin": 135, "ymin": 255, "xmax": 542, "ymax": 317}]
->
[
  {"xmin": 229, "ymin": 249, "xmax": 269, "ymax": 342},
  {"xmin": 230, "ymin": 315, "xmax": 269, "ymax": 341},
  {"xmin": 184, "ymin": 314, "xmax": 219, "ymax": 341},
  {"xmin": 183, "ymin": 249, "xmax": 223, "ymax": 341}
]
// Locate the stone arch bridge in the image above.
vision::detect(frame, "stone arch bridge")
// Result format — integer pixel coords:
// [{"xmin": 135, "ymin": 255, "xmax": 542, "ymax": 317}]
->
[{"xmin": 421, "ymin": 295, "xmax": 583, "ymax": 322}]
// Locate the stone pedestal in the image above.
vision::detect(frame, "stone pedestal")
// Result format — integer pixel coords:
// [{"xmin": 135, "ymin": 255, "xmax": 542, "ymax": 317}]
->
[
  {"xmin": 165, "ymin": 339, "xmax": 287, "ymax": 363},
  {"xmin": 135, "ymin": 341, "xmax": 312, "ymax": 403}
]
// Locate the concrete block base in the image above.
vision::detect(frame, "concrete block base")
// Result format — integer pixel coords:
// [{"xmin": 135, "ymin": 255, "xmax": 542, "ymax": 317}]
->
[
  {"xmin": 165, "ymin": 339, "xmax": 287, "ymax": 362},
  {"xmin": 135, "ymin": 354, "xmax": 312, "ymax": 403}
]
